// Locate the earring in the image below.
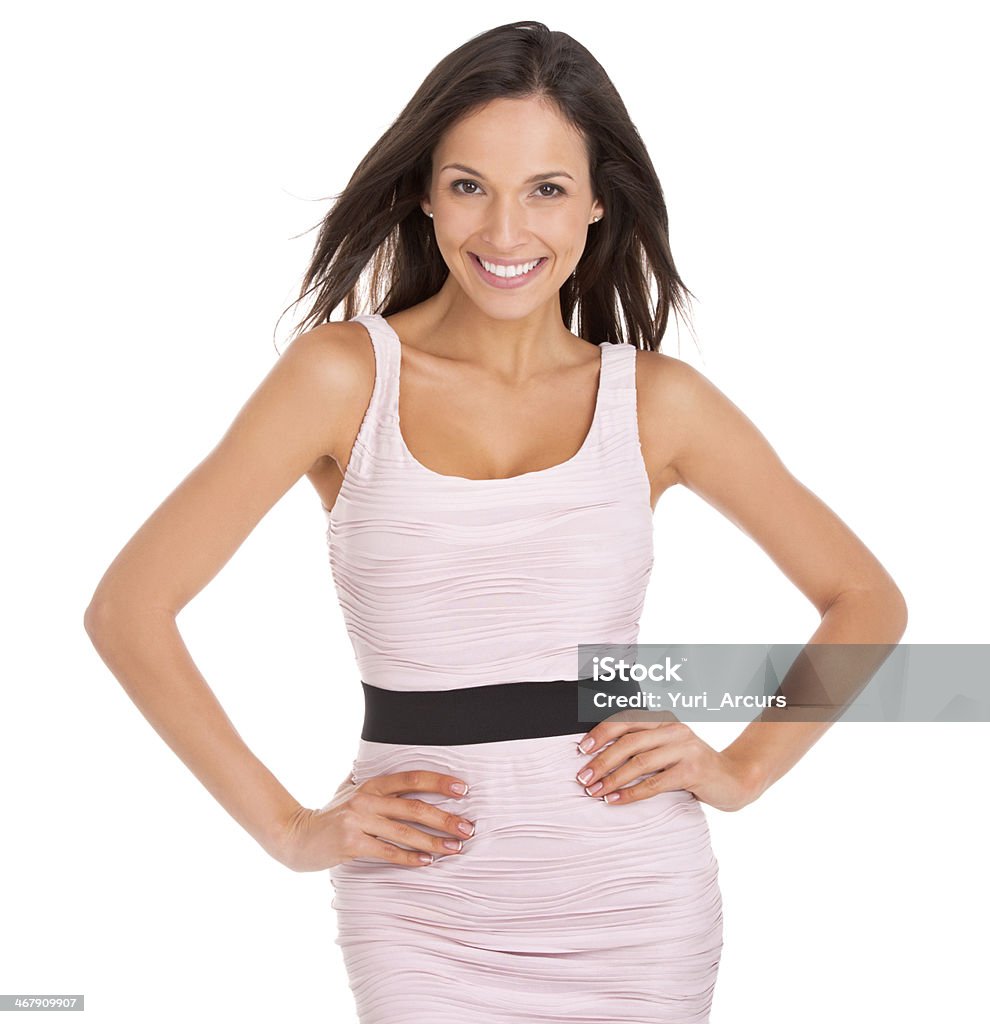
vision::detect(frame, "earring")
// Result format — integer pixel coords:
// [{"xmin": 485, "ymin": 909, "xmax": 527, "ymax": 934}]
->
[
  {"xmin": 427, "ymin": 212, "xmax": 433, "ymax": 219},
  {"xmin": 592, "ymin": 216, "xmax": 601, "ymax": 223}
]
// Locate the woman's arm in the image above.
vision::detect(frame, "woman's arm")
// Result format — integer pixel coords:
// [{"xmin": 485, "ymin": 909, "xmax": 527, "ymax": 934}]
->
[
  {"xmin": 84, "ymin": 322, "xmax": 374, "ymax": 861},
  {"xmin": 638, "ymin": 351, "xmax": 908, "ymax": 801}
]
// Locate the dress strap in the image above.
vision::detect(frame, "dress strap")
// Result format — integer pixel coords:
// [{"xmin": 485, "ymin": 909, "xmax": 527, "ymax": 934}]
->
[
  {"xmin": 608, "ymin": 341, "xmax": 638, "ymax": 389},
  {"xmin": 341, "ymin": 314, "xmax": 401, "ymax": 482},
  {"xmin": 590, "ymin": 342, "xmax": 650, "ymax": 503},
  {"xmin": 595, "ymin": 342, "xmax": 639, "ymax": 429}
]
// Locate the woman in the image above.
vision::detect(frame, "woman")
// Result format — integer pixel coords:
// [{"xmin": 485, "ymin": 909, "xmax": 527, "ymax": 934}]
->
[{"xmin": 84, "ymin": 20, "xmax": 907, "ymax": 1024}]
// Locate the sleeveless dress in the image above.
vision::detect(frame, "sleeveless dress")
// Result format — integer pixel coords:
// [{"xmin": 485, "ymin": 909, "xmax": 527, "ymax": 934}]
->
[{"xmin": 323, "ymin": 313, "xmax": 723, "ymax": 1024}]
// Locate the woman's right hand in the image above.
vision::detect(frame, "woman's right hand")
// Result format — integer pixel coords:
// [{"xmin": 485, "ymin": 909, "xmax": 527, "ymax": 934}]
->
[{"xmin": 274, "ymin": 770, "xmax": 477, "ymax": 872}]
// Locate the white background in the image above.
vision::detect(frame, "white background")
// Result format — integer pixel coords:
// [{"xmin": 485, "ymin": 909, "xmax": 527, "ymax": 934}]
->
[{"xmin": 3, "ymin": 1, "xmax": 987, "ymax": 1021}]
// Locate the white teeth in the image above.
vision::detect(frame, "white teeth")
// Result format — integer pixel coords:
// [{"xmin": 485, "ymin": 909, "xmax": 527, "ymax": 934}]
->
[{"xmin": 478, "ymin": 256, "xmax": 543, "ymax": 278}]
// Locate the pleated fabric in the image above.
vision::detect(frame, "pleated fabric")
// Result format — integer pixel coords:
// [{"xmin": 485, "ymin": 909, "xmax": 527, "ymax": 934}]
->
[{"xmin": 324, "ymin": 314, "xmax": 723, "ymax": 1023}]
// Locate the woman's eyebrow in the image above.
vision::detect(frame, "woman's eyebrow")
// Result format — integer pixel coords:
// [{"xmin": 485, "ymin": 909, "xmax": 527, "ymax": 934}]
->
[{"xmin": 439, "ymin": 162, "xmax": 575, "ymax": 183}]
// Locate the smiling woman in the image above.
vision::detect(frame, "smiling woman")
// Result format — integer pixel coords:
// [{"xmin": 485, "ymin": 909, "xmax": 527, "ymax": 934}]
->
[
  {"xmin": 85, "ymin": 17, "xmax": 906, "ymax": 1024},
  {"xmin": 271, "ymin": 23, "xmax": 732, "ymax": 1023},
  {"xmin": 288, "ymin": 22, "xmax": 693, "ymax": 349},
  {"xmin": 431, "ymin": 118, "xmax": 591, "ymax": 301}
]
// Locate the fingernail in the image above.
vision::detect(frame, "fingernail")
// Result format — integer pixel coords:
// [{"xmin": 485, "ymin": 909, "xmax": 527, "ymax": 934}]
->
[
  {"xmin": 457, "ymin": 821, "xmax": 476, "ymax": 837},
  {"xmin": 585, "ymin": 781, "xmax": 603, "ymax": 796},
  {"xmin": 577, "ymin": 737, "xmax": 595, "ymax": 753},
  {"xmin": 603, "ymin": 792, "xmax": 619, "ymax": 804},
  {"xmin": 418, "ymin": 854, "xmax": 434, "ymax": 864},
  {"xmin": 450, "ymin": 782, "xmax": 468, "ymax": 795},
  {"xmin": 576, "ymin": 768, "xmax": 593, "ymax": 784},
  {"xmin": 443, "ymin": 839, "xmax": 463, "ymax": 852}
]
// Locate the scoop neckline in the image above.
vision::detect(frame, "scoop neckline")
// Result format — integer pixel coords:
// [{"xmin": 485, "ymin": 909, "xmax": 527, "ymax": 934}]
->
[{"xmin": 375, "ymin": 313, "xmax": 607, "ymax": 485}]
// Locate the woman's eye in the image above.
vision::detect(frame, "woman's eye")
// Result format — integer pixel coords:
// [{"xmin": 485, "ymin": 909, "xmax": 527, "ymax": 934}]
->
[{"xmin": 450, "ymin": 180, "xmax": 565, "ymax": 197}]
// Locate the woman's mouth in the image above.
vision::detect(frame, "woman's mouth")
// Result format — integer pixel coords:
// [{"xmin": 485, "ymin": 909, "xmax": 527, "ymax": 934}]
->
[{"xmin": 470, "ymin": 253, "xmax": 549, "ymax": 290}]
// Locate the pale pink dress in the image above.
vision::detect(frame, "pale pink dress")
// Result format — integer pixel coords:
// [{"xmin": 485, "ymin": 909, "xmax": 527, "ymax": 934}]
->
[{"xmin": 324, "ymin": 313, "xmax": 723, "ymax": 1023}]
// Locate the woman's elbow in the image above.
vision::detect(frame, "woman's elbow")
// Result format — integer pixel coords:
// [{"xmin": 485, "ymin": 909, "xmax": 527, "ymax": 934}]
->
[{"xmin": 83, "ymin": 591, "xmax": 119, "ymax": 648}]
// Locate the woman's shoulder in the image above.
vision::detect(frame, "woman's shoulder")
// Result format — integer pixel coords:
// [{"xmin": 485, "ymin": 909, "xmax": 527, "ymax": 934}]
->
[
  {"xmin": 632, "ymin": 345, "xmax": 701, "ymax": 414},
  {"xmin": 278, "ymin": 320, "xmax": 379, "ymax": 464},
  {"xmin": 282, "ymin": 319, "xmax": 377, "ymax": 396},
  {"xmin": 634, "ymin": 346, "xmax": 740, "ymax": 422},
  {"xmin": 632, "ymin": 347, "xmax": 732, "ymax": 487}
]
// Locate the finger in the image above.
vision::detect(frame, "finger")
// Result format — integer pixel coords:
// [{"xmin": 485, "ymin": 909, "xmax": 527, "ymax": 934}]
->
[
  {"xmin": 378, "ymin": 795, "xmax": 477, "ymax": 845},
  {"xmin": 347, "ymin": 785, "xmax": 476, "ymax": 847},
  {"xmin": 576, "ymin": 724, "xmax": 687, "ymax": 791},
  {"xmin": 588, "ymin": 745, "xmax": 683, "ymax": 799},
  {"xmin": 366, "ymin": 809, "xmax": 470, "ymax": 859},
  {"xmin": 598, "ymin": 764, "xmax": 691, "ymax": 806},
  {"xmin": 576, "ymin": 710, "xmax": 682, "ymax": 755},
  {"xmin": 574, "ymin": 730, "xmax": 653, "ymax": 789},
  {"xmin": 359, "ymin": 834, "xmax": 442, "ymax": 868},
  {"xmin": 364, "ymin": 770, "xmax": 470, "ymax": 800}
]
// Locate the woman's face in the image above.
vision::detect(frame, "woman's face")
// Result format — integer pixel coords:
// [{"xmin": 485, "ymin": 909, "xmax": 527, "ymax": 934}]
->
[{"xmin": 423, "ymin": 95, "xmax": 604, "ymax": 319}]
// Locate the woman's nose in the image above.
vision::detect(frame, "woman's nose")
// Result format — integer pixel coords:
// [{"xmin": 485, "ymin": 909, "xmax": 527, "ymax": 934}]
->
[{"xmin": 480, "ymin": 199, "xmax": 530, "ymax": 252}]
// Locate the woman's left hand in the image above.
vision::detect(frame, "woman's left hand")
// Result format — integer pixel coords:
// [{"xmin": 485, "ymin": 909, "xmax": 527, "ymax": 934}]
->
[{"xmin": 574, "ymin": 713, "xmax": 763, "ymax": 812}]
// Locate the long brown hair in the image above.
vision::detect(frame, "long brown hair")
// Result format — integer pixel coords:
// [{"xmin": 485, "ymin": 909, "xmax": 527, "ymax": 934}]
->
[{"xmin": 281, "ymin": 20, "xmax": 697, "ymax": 353}]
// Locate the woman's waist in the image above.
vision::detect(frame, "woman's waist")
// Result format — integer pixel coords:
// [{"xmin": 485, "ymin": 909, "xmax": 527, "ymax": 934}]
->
[{"xmin": 348, "ymin": 733, "xmax": 701, "ymax": 819}]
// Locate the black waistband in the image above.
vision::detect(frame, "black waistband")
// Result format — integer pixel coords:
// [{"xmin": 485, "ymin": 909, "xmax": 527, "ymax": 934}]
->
[{"xmin": 359, "ymin": 676, "xmax": 642, "ymax": 745}]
